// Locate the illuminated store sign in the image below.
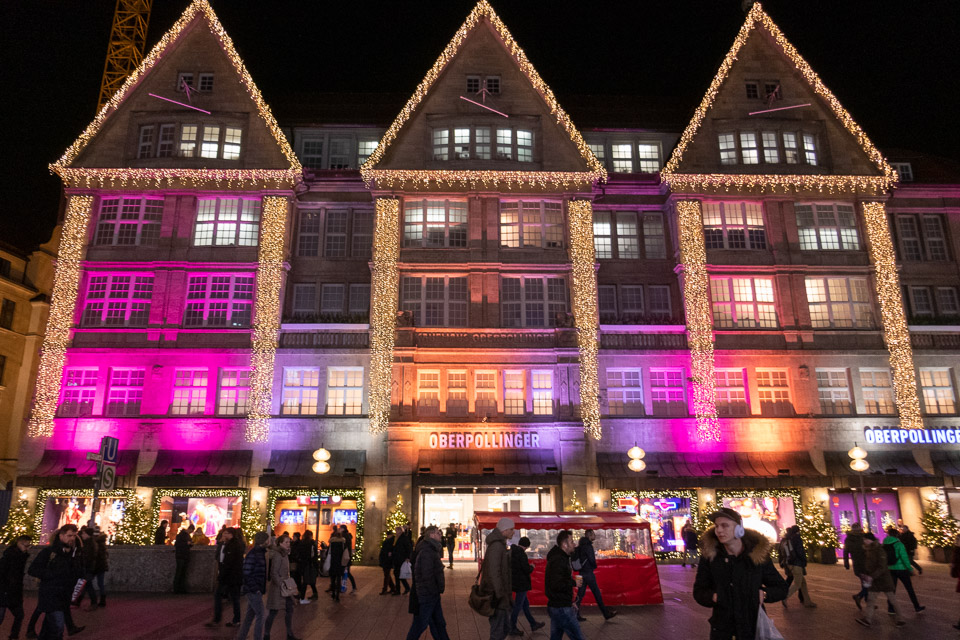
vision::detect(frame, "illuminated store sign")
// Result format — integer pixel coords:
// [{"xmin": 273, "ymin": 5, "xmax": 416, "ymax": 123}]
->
[
  {"xmin": 864, "ymin": 427, "xmax": 960, "ymax": 445},
  {"xmin": 429, "ymin": 431, "xmax": 541, "ymax": 449}
]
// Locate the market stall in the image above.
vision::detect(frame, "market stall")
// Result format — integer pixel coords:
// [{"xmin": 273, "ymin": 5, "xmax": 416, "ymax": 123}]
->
[{"xmin": 474, "ymin": 511, "xmax": 663, "ymax": 606}]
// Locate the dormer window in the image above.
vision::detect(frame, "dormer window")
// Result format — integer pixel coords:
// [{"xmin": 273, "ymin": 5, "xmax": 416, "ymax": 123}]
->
[
  {"xmin": 466, "ymin": 76, "xmax": 481, "ymax": 93},
  {"xmin": 717, "ymin": 130, "xmax": 817, "ymax": 167},
  {"xmin": 892, "ymin": 162, "xmax": 913, "ymax": 182},
  {"xmin": 433, "ymin": 126, "xmax": 532, "ymax": 163},
  {"xmin": 177, "ymin": 73, "xmax": 193, "ymax": 92},
  {"xmin": 485, "ymin": 76, "xmax": 500, "ymax": 94},
  {"xmin": 198, "ymin": 73, "xmax": 215, "ymax": 92}
]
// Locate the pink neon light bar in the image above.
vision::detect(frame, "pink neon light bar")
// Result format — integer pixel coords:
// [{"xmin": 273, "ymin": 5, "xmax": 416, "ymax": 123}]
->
[
  {"xmin": 748, "ymin": 103, "xmax": 811, "ymax": 116},
  {"xmin": 458, "ymin": 96, "xmax": 509, "ymax": 118},
  {"xmin": 147, "ymin": 93, "xmax": 212, "ymax": 114}
]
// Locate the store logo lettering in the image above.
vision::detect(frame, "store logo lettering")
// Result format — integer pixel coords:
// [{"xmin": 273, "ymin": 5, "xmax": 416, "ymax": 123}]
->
[
  {"xmin": 863, "ymin": 427, "xmax": 960, "ymax": 445},
  {"xmin": 429, "ymin": 432, "xmax": 541, "ymax": 449}
]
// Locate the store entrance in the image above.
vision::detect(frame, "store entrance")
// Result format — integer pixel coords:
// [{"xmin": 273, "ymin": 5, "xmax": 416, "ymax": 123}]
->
[{"xmin": 419, "ymin": 487, "xmax": 553, "ymax": 562}]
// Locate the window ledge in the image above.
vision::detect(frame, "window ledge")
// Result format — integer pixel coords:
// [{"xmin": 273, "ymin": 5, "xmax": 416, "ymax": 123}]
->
[
  {"xmin": 908, "ymin": 324, "xmax": 960, "ymax": 332},
  {"xmin": 281, "ymin": 323, "xmax": 369, "ymax": 331}
]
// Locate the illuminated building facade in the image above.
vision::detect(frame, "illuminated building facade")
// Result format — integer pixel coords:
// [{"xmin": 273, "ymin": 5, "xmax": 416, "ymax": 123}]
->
[{"xmin": 16, "ymin": 1, "xmax": 960, "ymax": 556}]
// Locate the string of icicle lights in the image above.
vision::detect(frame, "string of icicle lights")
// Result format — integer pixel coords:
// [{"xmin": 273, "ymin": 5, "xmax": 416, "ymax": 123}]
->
[
  {"xmin": 368, "ymin": 199, "xmax": 401, "ymax": 434},
  {"xmin": 567, "ymin": 200, "xmax": 601, "ymax": 440}
]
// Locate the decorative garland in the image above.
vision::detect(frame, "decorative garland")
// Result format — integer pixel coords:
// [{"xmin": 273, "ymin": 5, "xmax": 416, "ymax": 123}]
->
[
  {"xmin": 32, "ymin": 488, "xmax": 136, "ymax": 543},
  {"xmin": 609, "ymin": 489, "xmax": 700, "ymax": 560},
  {"xmin": 266, "ymin": 488, "xmax": 366, "ymax": 562},
  {"xmin": 567, "ymin": 200, "xmax": 601, "ymax": 440},
  {"xmin": 715, "ymin": 488, "xmax": 803, "ymax": 534},
  {"xmin": 150, "ymin": 488, "xmax": 250, "ymax": 536},
  {"xmin": 369, "ymin": 198, "xmax": 400, "ymax": 434}
]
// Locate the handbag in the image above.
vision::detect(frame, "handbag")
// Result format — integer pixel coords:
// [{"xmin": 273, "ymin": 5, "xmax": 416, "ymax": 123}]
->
[
  {"xmin": 322, "ymin": 552, "xmax": 331, "ymax": 574},
  {"xmin": 280, "ymin": 576, "xmax": 298, "ymax": 598},
  {"xmin": 755, "ymin": 607, "xmax": 784, "ymax": 640},
  {"xmin": 399, "ymin": 559, "xmax": 412, "ymax": 580},
  {"xmin": 468, "ymin": 561, "xmax": 495, "ymax": 618},
  {"xmin": 70, "ymin": 578, "xmax": 87, "ymax": 606}
]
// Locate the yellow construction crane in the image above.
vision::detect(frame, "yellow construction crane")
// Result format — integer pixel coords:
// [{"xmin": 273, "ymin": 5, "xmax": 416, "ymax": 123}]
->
[{"xmin": 96, "ymin": 0, "xmax": 153, "ymax": 112}]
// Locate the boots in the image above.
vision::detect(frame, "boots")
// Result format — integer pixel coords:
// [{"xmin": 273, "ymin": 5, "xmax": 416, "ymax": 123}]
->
[{"xmin": 98, "ymin": 595, "xmax": 106, "ymax": 608}]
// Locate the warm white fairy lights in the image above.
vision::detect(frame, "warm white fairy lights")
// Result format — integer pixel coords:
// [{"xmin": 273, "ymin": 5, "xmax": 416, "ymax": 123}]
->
[
  {"xmin": 362, "ymin": 170, "xmax": 599, "ymax": 191},
  {"xmin": 27, "ymin": 195, "xmax": 94, "ymax": 438},
  {"xmin": 567, "ymin": 200, "xmax": 601, "ymax": 440},
  {"xmin": 677, "ymin": 200, "xmax": 721, "ymax": 443},
  {"xmin": 50, "ymin": 0, "xmax": 301, "ymax": 187},
  {"xmin": 360, "ymin": 0, "xmax": 605, "ymax": 188},
  {"xmin": 862, "ymin": 202, "xmax": 922, "ymax": 430},
  {"xmin": 369, "ymin": 199, "xmax": 401, "ymax": 434},
  {"xmin": 245, "ymin": 196, "xmax": 288, "ymax": 443},
  {"xmin": 661, "ymin": 2, "xmax": 896, "ymax": 194}
]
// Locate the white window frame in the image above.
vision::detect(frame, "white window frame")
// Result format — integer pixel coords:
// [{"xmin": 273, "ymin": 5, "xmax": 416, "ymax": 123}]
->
[
  {"xmin": 301, "ymin": 139, "xmax": 324, "ymax": 169},
  {"xmin": 326, "ymin": 367, "xmax": 363, "ymax": 415},
  {"xmin": 532, "ymin": 370, "xmax": 553, "ymax": 416},
  {"xmin": 756, "ymin": 369, "xmax": 792, "ymax": 416},
  {"xmin": 324, "ymin": 210, "xmax": 348, "ymax": 257},
  {"xmin": 357, "ymin": 140, "xmax": 378, "ymax": 165},
  {"xmin": 475, "ymin": 370, "xmax": 497, "ymax": 417},
  {"xmin": 795, "ymin": 203, "xmax": 860, "ymax": 251},
  {"xmin": 400, "ymin": 276, "xmax": 468, "ymax": 327},
  {"xmin": 184, "ymin": 274, "xmax": 254, "ymax": 328},
  {"xmin": 418, "ymin": 370, "xmax": 440, "ymax": 417},
  {"xmin": 82, "ymin": 274, "xmax": 153, "ymax": 327},
  {"xmin": 217, "ymin": 368, "xmax": 251, "ymax": 416},
  {"xmin": 896, "ymin": 214, "xmax": 949, "ymax": 262},
  {"xmin": 194, "ymin": 198, "xmax": 261, "ymax": 247},
  {"xmin": 403, "ymin": 199, "xmax": 468, "ymax": 248},
  {"xmin": 94, "ymin": 197, "xmax": 163, "ymax": 246},
  {"xmin": 892, "ymin": 162, "xmax": 913, "ymax": 182},
  {"xmin": 611, "ymin": 143, "xmax": 634, "ymax": 172},
  {"xmin": 106, "ymin": 368, "xmax": 144, "ymax": 417},
  {"xmin": 503, "ymin": 370, "xmax": 525, "ymax": 416},
  {"xmin": 805, "ymin": 277, "xmax": 873, "ymax": 328},
  {"xmin": 320, "ymin": 284, "xmax": 346, "ymax": 315},
  {"xmin": 349, "ymin": 283, "xmax": 371, "ymax": 315},
  {"xmin": 59, "ymin": 368, "xmax": 98, "ymax": 417},
  {"xmin": 447, "ymin": 370, "xmax": 468, "ymax": 417},
  {"xmin": 292, "ymin": 283, "xmax": 317, "ymax": 318},
  {"xmin": 171, "ymin": 368, "xmax": 208, "ymax": 415},
  {"xmin": 297, "ymin": 210, "xmax": 320, "ymax": 256},
  {"xmin": 715, "ymin": 369, "xmax": 748, "ymax": 416},
  {"xmin": 636, "ymin": 143, "xmax": 661, "ymax": 173},
  {"xmin": 710, "ymin": 277, "xmax": 777, "ymax": 328},
  {"xmin": 281, "ymin": 368, "xmax": 320, "ymax": 415},
  {"xmin": 860, "ymin": 368, "xmax": 894, "ymax": 415},
  {"xmin": 500, "ymin": 201, "xmax": 563, "ymax": 249},
  {"xmin": 500, "ymin": 276, "xmax": 568, "ymax": 328},
  {"xmin": 816, "ymin": 368, "xmax": 852, "ymax": 415},
  {"xmin": 703, "ymin": 202, "xmax": 767, "ymax": 250},
  {"xmin": 650, "ymin": 368, "xmax": 686, "ymax": 416},
  {"xmin": 606, "ymin": 368, "xmax": 643, "ymax": 416},
  {"xmin": 920, "ymin": 368, "xmax": 956, "ymax": 415}
]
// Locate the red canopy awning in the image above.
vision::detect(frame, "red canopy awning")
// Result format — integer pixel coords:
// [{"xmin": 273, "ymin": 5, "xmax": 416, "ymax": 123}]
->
[{"xmin": 473, "ymin": 511, "xmax": 650, "ymax": 530}]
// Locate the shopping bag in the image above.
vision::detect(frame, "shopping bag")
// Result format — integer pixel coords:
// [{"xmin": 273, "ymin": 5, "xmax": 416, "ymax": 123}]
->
[
  {"xmin": 70, "ymin": 578, "xmax": 87, "ymax": 606},
  {"xmin": 341, "ymin": 568, "xmax": 349, "ymax": 593},
  {"xmin": 399, "ymin": 559, "xmax": 412, "ymax": 580},
  {"xmin": 322, "ymin": 552, "xmax": 331, "ymax": 574},
  {"xmin": 756, "ymin": 607, "xmax": 784, "ymax": 640}
]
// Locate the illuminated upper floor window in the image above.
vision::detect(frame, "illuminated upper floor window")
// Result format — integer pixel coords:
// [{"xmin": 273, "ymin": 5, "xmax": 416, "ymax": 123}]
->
[{"xmin": 94, "ymin": 197, "xmax": 163, "ymax": 246}]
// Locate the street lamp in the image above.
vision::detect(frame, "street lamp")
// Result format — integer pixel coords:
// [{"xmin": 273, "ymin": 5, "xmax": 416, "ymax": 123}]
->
[
  {"xmin": 312, "ymin": 447, "xmax": 330, "ymax": 541},
  {"xmin": 848, "ymin": 444, "xmax": 869, "ymax": 531},
  {"xmin": 627, "ymin": 444, "xmax": 646, "ymax": 472}
]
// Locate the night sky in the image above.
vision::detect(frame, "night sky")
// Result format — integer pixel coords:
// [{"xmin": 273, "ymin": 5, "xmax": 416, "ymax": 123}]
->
[{"xmin": 2, "ymin": 0, "xmax": 956, "ymax": 250}]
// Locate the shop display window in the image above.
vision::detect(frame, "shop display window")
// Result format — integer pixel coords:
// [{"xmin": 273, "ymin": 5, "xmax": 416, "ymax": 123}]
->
[
  {"xmin": 157, "ymin": 492, "xmax": 244, "ymax": 544},
  {"xmin": 829, "ymin": 491, "xmax": 901, "ymax": 546},
  {"xmin": 37, "ymin": 490, "xmax": 133, "ymax": 544},
  {"xmin": 613, "ymin": 493, "xmax": 695, "ymax": 554},
  {"xmin": 271, "ymin": 492, "xmax": 360, "ymax": 550},
  {"xmin": 718, "ymin": 491, "xmax": 799, "ymax": 542}
]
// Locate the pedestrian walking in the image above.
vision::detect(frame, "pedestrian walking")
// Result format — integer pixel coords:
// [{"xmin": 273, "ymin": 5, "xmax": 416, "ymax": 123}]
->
[
  {"xmin": 153, "ymin": 520, "xmax": 168, "ymax": 545},
  {"xmin": 855, "ymin": 532, "xmax": 905, "ymax": 628},
  {"xmin": 0, "ymin": 535, "xmax": 31, "ymax": 639},
  {"xmin": 93, "ymin": 531, "xmax": 108, "ymax": 607},
  {"xmin": 392, "ymin": 526, "xmax": 412, "ymax": 595},
  {"xmin": 781, "ymin": 525, "xmax": 816, "ymax": 608},
  {"xmin": 544, "ymin": 529, "xmax": 585, "ymax": 640},
  {"xmin": 573, "ymin": 529, "xmax": 617, "ymax": 621},
  {"xmin": 480, "ymin": 517, "xmax": 514, "ymax": 640},
  {"xmin": 842, "ymin": 522, "xmax": 868, "ymax": 610},
  {"xmin": 174, "ymin": 523, "xmax": 194, "ymax": 594},
  {"xmin": 294, "ymin": 531, "xmax": 318, "ymax": 603},
  {"xmin": 236, "ymin": 531, "xmax": 269, "ymax": 640},
  {"xmin": 340, "ymin": 525, "xmax": 357, "ymax": 593},
  {"xmin": 265, "ymin": 535, "xmax": 300, "ymax": 640},
  {"xmin": 327, "ymin": 529, "xmax": 346, "ymax": 603},
  {"xmin": 693, "ymin": 507, "xmax": 787, "ymax": 640},
  {"xmin": 444, "ymin": 523, "xmax": 457, "ymax": 569},
  {"xmin": 206, "ymin": 527, "xmax": 243, "ymax": 627},
  {"xmin": 508, "ymin": 536, "xmax": 544, "ymax": 636},
  {"xmin": 951, "ymin": 533, "xmax": 960, "ymax": 631},
  {"xmin": 882, "ymin": 526, "xmax": 924, "ymax": 613},
  {"xmin": 681, "ymin": 520, "xmax": 699, "ymax": 567},
  {"xmin": 379, "ymin": 530, "xmax": 396, "ymax": 595},
  {"xmin": 404, "ymin": 526, "xmax": 450, "ymax": 640},
  {"xmin": 27, "ymin": 524, "xmax": 85, "ymax": 640},
  {"xmin": 77, "ymin": 526, "xmax": 99, "ymax": 610},
  {"xmin": 898, "ymin": 525, "xmax": 923, "ymax": 575}
]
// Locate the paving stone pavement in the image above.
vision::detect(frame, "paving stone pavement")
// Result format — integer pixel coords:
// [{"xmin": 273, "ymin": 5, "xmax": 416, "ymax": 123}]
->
[{"xmin": 8, "ymin": 562, "xmax": 958, "ymax": 639}]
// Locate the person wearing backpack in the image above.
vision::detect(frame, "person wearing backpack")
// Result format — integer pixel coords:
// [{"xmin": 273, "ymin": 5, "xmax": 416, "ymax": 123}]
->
[
  {"xmin": 781, "ymin": 525, "xmax": 816, "ymax": 608},
  {"xmin": 856, "ymin": 532, "xmax": 904, "ymax": 628},
  {"xmin": 882, "ymin": 526, "xmax": 924, "ymax": 613},
  {"xmin": 842, "ymin": 522, "xmax": 869, "ymax": 610},
  {"xmin": 573, "ymin": 529, "xmax": 617, "ymax": 621}
]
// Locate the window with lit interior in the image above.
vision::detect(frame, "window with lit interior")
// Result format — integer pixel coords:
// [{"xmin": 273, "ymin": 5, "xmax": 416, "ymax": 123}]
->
[
  {"xmin": 183, "ymin": 274, "xmax": 254, "ymax": 328},
  {"xmin": 194, "ymin": 198, "xmax": 261, "ymax": 247},
  {"xmin": 94, "ymin": 197, "xmax": 163, "ymax": 246},
  {"xmin": 82, "ymin": 274, "xmax": 153, "ymax": 327}
]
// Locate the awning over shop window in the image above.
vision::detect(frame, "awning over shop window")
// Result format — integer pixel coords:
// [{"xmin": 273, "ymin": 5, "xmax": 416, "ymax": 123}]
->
[
  {"xmin": 416, "ymin": 449, "xmax": 559, "ymax": 486},
  {"xmin": 597, "ymin": 451, "xmax": 824, "ymax": 489},
  {"xmin": 259, "ymin": 450, "xmax": 365, "ymax": 488},
  {"xmin": 17, "ymin": 449, "xmax": 139, "ymax": 490},
  {"xmin": 823, "ymin": 451, "xmax": 937, "ymax": 488},
  {"xmin": 139, "ymin": 450, "xmax": 252, "ymax": 487},
  {"xmin": 931, "ymin": 449, "xmax": 960, "ymax": 477}
]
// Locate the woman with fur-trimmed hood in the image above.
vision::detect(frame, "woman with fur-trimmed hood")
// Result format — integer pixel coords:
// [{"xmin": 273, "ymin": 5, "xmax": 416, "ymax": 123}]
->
[{"xmin": 693, "ymin": 508, "xmax": 788, "ymax": 640}]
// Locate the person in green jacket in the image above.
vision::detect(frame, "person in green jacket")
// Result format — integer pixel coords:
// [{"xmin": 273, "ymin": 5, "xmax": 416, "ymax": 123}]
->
[{"xmin": 881, "ymin": 526, "xmax": 924, "ymax": 613}]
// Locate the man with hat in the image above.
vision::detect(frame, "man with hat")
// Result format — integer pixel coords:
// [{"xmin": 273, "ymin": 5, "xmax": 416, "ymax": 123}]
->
[
  {"xmin": 480, "ymin": 517, "xmax": 514, "ymax": 640},
  {"xmin": 693, "ymin": 508, "xmax": 787, "ymax": 640}
]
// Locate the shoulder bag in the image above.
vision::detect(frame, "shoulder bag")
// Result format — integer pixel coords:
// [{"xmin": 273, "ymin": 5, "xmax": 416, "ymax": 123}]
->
[{"xmin": 468, "ymin": 557, "xmax": 495, "ymax": 617}]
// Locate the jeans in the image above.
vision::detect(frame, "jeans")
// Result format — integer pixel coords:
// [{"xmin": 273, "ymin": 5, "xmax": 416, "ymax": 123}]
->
[
  {"xmin": 489, "ymin": 608, "xmax": 510, "ymax": 640},
  {"xmin": 575, "ymin": 572, "xmax": 609, "ymax": 616},
  {"xmin": 786, "ymin": 565, "xmax": 814, "ymax": 605},
  {"xmin": 889, "ymin": 570, "xmax": 922, "ymax": 611},
  {"xmin": 447, "ymin": 544, "xmax": 456, "ymax": 566},
  {"xmin": 174, "ymin": 557, "xmax": 190, "ymax": 593},
  {"xmin": 237, "ymin": 591, "xmax": 265, "ymax": 640},
  {"xmin": 510, "ymin": 591, "xmax": 538, "ymax": 631},
  {"xmin": 265, "ymin": 597, "xmax": 294, "ymax": 638},
  {"xmin": 95, "ymin": 571, "xmax": 106, "ymax": 602},
  {"xmin": 405, "ymin": 597, "xmax": 451, "ymax": 640},
  {"xmin": 547, "ymin": 607, "xmax": 585, "ymax": 640},
  {"xmin": 0, "ymin": 600, "xmax": 24, "ymax": 638},
  {"xmin": 865, "ymin": 590, "xmax": 903, "ymax": 623},
  {"xmin": 213, "ymin": 582, "xmax": 241, "ymax": 623},
  {"xmin": 38, "ymin": 609, "xmax": 65, "ymax": 640}
]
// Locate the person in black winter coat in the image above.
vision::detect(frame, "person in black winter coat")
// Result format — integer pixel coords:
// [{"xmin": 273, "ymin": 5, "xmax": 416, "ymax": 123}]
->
[
  {"xmin": 294, "ymin": 530, "xmax": 318, "ymax": 602},
  {"xmin": 544, "ymin": 530, "xmax": 585, "ymax": 640},
  {"xmin": 693, "ymin": 508, "xmax": 788, "ymax": 640},
  {"xmin": 236, "ymin": 531, "xmax": 269, "ymax": 640},
  {"xmin": 573, "ymin": 530, "xmax": 616, "ymax": 621},
  {"xmin": 379, "ymin": 531, "xmax": 396, "ymax": 595},
  {"xmin": 392, "ymin": 526, "xmax": 412, "ymax": 595},
  {"xmin": 509, "ymin": 537, "xmax": 544, "ymax": 635},
  {"xmin": 154, "ymin": 520, "xmax": 168, "ymax": 545},
  {"xmin": 174, "ymin": 523, "xmax": 194, "ymax": 594},
  {"xmin": 78, "ymin": 526, "xmax": 99, "ymax": 609},
  {"xmin": 328, "ymin": 530, "xmax": 347, "ymax": 602},
  {"xmin": 0, "ymin": 535, "xmax": 31, "ymax": 638},
  {"xmin": 28, "ymin": 524, "xmax": 84, "ymax": 639},
  {"xmin": 899, "ymin": 525, "xmax": 922, "ymax": 574},
  {"xmin": 843, "ymin": 523, "xmax": 869, "ymax": 609},
  {"xmin": 93, "ymin": 532, "xmax": 108, "ymax": 607},
  {"xmin": 404, "ymin": 526, "xmax": 450, "ymax": 640},
  {"xmin": 206, "ymin": 527, "xmax": 243, "ymax": 627}
]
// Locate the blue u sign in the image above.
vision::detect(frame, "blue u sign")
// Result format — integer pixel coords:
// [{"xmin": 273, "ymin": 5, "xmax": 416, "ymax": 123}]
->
[{"xmin": 100, "ymin": 436, "xmax": 120, "ymax": 464}]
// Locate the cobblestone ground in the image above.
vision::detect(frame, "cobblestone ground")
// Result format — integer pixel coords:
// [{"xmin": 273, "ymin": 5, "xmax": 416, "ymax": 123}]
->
[{"xmin": 8, "ymin": 562, "xmax": 958, "ymax": 640}]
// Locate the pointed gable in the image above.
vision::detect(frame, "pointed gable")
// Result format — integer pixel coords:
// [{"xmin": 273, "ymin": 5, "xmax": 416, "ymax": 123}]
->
[
  {"xmin": 51, "ymin": 0, "xmax": 300, "ymax": 188},
  {"xmin": 361, "ymin": 0, "xmax": 604, "ymax": 189},
  {"xmin": 662, "ymin": 2, "xmax": 895, "ymax": 193}
]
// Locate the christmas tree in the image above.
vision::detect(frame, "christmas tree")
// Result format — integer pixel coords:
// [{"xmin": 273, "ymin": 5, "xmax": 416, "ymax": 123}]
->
[
  {"xmin": 918, "ymin": 498, "xmax": 960, "ymax": 548},
  {"xmin": 798, "ymin": 500, "xmax": 839, "ymax": 549},
  {"xmin": 113, "ymin": 496, "xmax": 153, "ymax": 545},
  {"xmin": 566, "ymin": 490, "xmax": 585, "ymax": 513},
  {"xmin": 385, "ymin": 493, "xmax": 409, "ymax": 537},
  {"xmin": 0, "ymin": 491, "xmax": 34, "ymax": 543},
  {"xmin": 240, "ymin": 500, "xmax": 267, "ymax": 540}
]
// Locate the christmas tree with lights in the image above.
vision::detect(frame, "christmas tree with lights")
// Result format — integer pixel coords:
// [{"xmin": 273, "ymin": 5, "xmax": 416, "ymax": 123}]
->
[
  {"xmin": 113, "ymin": 496, "xmax": 153, "ymax": 545},
  {"xmin": 798, "ymin": 500, "xmax": 839, "ymax": 550},
  {"xmin": 918, "ymin": 498, "xmax": 960, "ymax": 548},
  {"xmin": 385, "ymin": 493, "xmax": 409, "ymax": 537},
  {"xmin": 0, "ymin": 491, "xmax": 34, "ymax": 543},
  {"xmin": 566, "ymin": 490, "xmax": 585, "ymax": 513},
  {"xmin": 240, "ymin": 501, "xmax": 266, "ymax": 540}
]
